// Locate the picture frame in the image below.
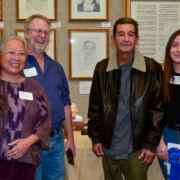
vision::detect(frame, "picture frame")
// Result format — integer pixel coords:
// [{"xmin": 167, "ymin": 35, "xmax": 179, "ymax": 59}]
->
[
  {"xmin": 16, "ymin": 0, "xmax": 57, "ymax": 22},
  {"xmin": 0, "ymin": 28, "xmax": 4, "ymax": 39},
  {"xmin": 123, "ymin": 0, "xmax": 180, "ymax": 68},
  {"xmin": 123, "ymin": 0, "xmax": 180, "ymax": 17},
  {"xmin": 15, "ymin": 28, "xmax": 57, "ymax": 61},
  {"xmin": 68, "ymin": 0, "xmax": 109, "ymax": 21},
  {"xmin": 0, "ymin": 0, "xmax": 3, "ymax": 21},
  {"xmin": 69, "ymin": 29, "xmax": 109, "ymax": 80}
]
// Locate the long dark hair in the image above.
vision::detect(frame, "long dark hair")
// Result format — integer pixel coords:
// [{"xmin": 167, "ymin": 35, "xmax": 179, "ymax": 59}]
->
[{"xmin": 163, "ymin": 29, "xmax": 180, "ymax": 102}]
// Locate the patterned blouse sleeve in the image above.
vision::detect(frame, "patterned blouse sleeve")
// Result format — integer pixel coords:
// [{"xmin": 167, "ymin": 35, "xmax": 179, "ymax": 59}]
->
[{"xmin": 34, "ymin": 84, "xmax": 52, "ymax": 149}]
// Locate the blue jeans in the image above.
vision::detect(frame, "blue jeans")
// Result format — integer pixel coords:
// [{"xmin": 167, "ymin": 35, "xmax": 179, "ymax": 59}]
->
[
  {"xmin": 35, "ymin": 127, "xmax": 65, "ymax": 180},
  {"xmin": 158, "ymin": 126, "xmax": 180, "ymax": 180}
]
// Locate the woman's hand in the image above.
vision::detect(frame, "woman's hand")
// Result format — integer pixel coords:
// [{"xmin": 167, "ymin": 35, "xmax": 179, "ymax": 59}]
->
[
  {"xmin": 156, "ymin": 135, "xmax": 169, "ymax": 161},
  {"xmin": 7, "ymin": 138, "xmax": 31, "ymax": 159},
  {"xmin": 6, "ymin": 135, "xmax": 39, "ymax": 159}
]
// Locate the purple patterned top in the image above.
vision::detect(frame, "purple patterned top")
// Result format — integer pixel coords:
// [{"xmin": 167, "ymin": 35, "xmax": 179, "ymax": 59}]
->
[{"xmin": 0, "ymin": 78, "xmax": 52, "ymax": 166}]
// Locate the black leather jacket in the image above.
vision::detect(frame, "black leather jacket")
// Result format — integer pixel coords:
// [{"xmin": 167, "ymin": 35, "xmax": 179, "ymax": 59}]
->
[{"xmin": 88, "ymin": 49, "xmax": 164, "ymax": 153}]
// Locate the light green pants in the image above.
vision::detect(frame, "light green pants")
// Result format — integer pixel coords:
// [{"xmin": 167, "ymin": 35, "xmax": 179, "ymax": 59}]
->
[{"xmin": 102, "ymin": 150, "xmax": 149, "ymax": 180}]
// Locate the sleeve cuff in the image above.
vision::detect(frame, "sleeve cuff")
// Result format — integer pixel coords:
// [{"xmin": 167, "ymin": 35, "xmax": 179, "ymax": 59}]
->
[
  {"xmin": 63, "ymin": 97, "xmax": 71, "ymax": 106},
  {"xmin": 91, "ymin": 136, "xmax": 101, "ymax": 145},
  {"xmin": 143, "ymin": 143, "xmax": 157, "ymax": 153}
]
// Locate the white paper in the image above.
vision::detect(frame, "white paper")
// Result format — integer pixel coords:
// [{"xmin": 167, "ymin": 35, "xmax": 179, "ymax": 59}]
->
[
  {"xmin": 101, "ymin": 22, "xmax": 111, "ymax": 27},
  {"xmin": 79, "ymin": 81, "xmax": 92, "ymax": 94},
  {"xmin": 52, "ymin": 22, "xmax": 61, "ymax": 28},
  {"xmin": 170, "ymin": 76, "xmax": 180, "ymax": 84},
  {"xmin": 19, "ymin": 91, "xmax": 33, "ymax": 100},
  {"xmin": 0, "ymin": 22, "xmax": 4, "ymax": 27},
  {"xmin": 23, "ymin": 67, "xmax": 38, "ymax": 77}
]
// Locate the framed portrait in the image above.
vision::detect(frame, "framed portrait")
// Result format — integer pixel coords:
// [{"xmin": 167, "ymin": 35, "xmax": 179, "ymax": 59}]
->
[
  {"xmin": 123, "ymin": 0, "xmax": 180, "ymax": 68},
  {"xmin": 69, "ymin": 29, "xmax": 109, "ymax": 80},
  {"xmin": 68, "ymin": 0, "xmax": 109, "ymax": 21},
  {"xmin": 15, "ymin": 28, "xmax": 57, "ymax": 61},
  {"xmin": 16, "ymin": 0, "xmax": 57, "ymax": 21}
]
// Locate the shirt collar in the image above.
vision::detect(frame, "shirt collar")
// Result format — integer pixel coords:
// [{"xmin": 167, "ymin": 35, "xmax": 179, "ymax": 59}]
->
[
  {"xmin": 106, "ymin": 48, "xmax": 146, "ymax": 72},
  {"xmin": 27, "ymin": 52, "xmax": 51, "ymax": 73},
  {"xmin": 27, "ymin": 52, "xmax": 51, "ymax": 62}
]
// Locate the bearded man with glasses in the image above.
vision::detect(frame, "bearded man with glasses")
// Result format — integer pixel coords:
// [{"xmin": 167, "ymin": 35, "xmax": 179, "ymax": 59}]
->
[{"xmin": 22, "ymin": 14, "xmax": 76, "ymax": 180}]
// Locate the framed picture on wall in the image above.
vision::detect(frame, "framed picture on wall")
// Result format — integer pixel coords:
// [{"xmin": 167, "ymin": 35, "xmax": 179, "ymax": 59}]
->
[
  {"xmin": 15, "ymin": 28, "xmax": 57, "ymax": 61},
  {"xmin": 16, "ymin": 0, "xmax": 57, "ymax": 21},
  {"xmin": 68, "ymin": 0, "xmax": 109, "ymax": 21},
  {"xmin": 68, "ymin": 29, "xmax": 109, "ymax": 80},
  {"xmin": 123, "ymin": 0, "xmax": 180, "ymax": 68}
]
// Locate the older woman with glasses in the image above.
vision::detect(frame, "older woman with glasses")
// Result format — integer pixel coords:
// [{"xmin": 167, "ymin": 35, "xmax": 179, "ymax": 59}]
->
[{"xmin": 0, "ymin": 35, "xmax": 51, "ymax": 180}]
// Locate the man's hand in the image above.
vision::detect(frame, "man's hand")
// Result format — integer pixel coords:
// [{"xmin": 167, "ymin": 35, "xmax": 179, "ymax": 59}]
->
[
  {"xmin": 63, "ymin": 104, "xmax": 76, "ymax": 157},
  {"xmin": 93, "ymin": 143, "xmax": 104, "ymax": 157},
  {"xmin": 156, "ymin": 135, "xmax": 169, "ymax": 161},
  {"xmin": 64, "ymin": 139, "xmax": 76, "ymax": 157},
  {"xmin": 138, "ymin": 149, "xmax": 155, "ymax": 165}
]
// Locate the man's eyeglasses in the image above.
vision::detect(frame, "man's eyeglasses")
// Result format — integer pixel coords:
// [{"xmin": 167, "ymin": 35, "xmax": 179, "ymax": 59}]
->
[
  {"xmin": 1, "ymin": 51, "xmax": 27, "ymax": 59},
  {"xmin": 28, "ymin": 29, "xmax": 52, "ymax": 36}
]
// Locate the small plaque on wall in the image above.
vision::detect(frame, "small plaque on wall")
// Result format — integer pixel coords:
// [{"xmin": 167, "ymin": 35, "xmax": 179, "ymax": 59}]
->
[{"xmin": 79, "ymin": 81, "xmax": 92, "ymax": 94}]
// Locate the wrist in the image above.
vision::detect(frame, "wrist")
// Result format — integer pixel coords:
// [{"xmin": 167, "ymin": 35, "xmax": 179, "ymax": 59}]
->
[{"xmin": 27, "ymin": 134, "xmax": 40, "ymax": 146}]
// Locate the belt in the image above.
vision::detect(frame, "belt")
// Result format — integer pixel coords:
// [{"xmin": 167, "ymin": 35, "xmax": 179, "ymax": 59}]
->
[
  {"xmin": 50, "ymin": 127, "xmax": 60, "ymax": 137},
  {"xmin": 165, "ymin": 124, "xmax": 180, "ymax": 132}
]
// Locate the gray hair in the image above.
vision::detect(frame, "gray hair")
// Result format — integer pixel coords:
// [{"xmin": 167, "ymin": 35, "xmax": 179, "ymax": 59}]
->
[
  {"xmin": 0, "ymin": 35, "xmax": 27, "ymax": 55},
  {"xmin": 24, "ymin": 14, "xmax": 50, "ymax": 30}
]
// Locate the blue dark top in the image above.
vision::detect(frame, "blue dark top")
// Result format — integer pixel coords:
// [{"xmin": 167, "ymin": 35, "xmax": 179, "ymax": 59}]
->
[
  {"xmin": 164, "ymin": 73, "xmax": 180, "ymax": 125},
  {"xmin": 22, "ymin": 53, "xmax": 71, "ymax": 130}
]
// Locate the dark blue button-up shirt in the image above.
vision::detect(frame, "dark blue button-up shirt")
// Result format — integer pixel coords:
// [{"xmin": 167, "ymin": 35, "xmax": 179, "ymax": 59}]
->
[{"xmin": 22, "ymin": 53, "xmax": 71, "ymax": 130}]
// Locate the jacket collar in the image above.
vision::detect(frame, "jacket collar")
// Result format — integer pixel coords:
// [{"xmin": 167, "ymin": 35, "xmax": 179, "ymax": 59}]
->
[{"xmin": 106, "ymin": 48, "xmax": 146, "ymax": 72}]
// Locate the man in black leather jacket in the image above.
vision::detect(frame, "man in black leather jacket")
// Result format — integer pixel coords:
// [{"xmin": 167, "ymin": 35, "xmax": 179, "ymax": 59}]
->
[{"xmin": 88, "ymin": 17, "xmax": 164, "ymax": 180}]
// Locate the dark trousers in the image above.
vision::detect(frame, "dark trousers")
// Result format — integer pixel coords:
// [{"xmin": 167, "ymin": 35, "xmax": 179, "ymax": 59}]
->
[
  {"xmin": 0, "ymin": 160, "xmax": 36, "ymax": 180},
  {"xmin": 102, "ymin": 150, "xmax": 149, "ymax": 180}
]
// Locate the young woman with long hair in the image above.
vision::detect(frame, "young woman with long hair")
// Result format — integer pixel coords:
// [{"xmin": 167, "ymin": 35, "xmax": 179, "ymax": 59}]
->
[{"xmin": 157, "ymin": 29, "xmax": 180, "ymax": 179}]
